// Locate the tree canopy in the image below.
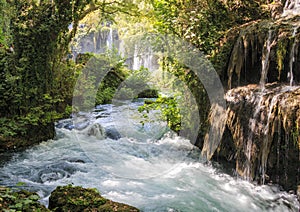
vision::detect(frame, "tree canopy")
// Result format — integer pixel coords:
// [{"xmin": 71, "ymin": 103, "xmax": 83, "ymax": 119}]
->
[{"xmin": 0, "ymin": 0, "xmax": 274, "ymax": 147}]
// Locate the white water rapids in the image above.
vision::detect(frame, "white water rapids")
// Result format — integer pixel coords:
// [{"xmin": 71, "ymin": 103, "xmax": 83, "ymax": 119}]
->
[{"xmin": 0, "ymin": 100, "xmax": 299, "ymax": 211}]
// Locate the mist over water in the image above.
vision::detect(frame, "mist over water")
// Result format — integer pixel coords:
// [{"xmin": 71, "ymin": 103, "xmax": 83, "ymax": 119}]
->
[{"xmin": 0, "ymin": 100, "xmax": 299, "ymax": 211}]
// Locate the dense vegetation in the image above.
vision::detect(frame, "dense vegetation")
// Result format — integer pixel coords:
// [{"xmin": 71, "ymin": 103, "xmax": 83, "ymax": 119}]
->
[
  {"xmin": 2, "ymin": 0, "xmax": 300, "ymax": 210},
  {"xmin": 0, "ymin": 0, "xmax": 138, "ymax": 148},
  {"xmin": 0, "ymin": 0, "xmax": 276, "ymax": 147}
]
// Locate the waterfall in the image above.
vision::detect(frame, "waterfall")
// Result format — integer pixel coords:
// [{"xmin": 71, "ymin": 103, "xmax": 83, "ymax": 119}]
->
[
  {"xmin": 132, "ymin": 44, "xmax": 142, "ymax": 71},
  {"xmin": 261, "ymin": 92, "xmax": 280, "ymax": 184},
  {"xmin": 201, "ymin": 104, "xmax": 227, "ymax": 160},
  {"xmin": 224, "ymin": 84, "xmax": 300, "ymax": 185},
  {"xmin": 106, "ymin": 27, "xmax": 113, "ymax": 50},
  {"xmin": 245, "ymin": 93, "xmax": 264, "ymax": 180},
  {"xmin": 283, "ymin": 0, "xmax": 300, "ymax": 16},
  {"xmin": 130, "ymin": 43, "xmax": 157, "ymax": 72},
  {"xmin": 288, "ymin": 26, "xmax": 299, "ymax": 86},
  {"xmin": 72, "ymin": 24, "xmax": 118, "ymax": 55},
  {"xmin": 72, "ymin": 23, "xmax": 159, "ymax": 72},
  {"xmin": 259, "ymin": 30, "xmax": 274, "ymax": 90}
]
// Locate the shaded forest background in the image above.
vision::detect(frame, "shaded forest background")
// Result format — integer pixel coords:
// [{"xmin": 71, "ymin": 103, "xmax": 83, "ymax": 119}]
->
[{"xmin": 0, "ymin": 0, "xmax": 278, "ymax": 149}]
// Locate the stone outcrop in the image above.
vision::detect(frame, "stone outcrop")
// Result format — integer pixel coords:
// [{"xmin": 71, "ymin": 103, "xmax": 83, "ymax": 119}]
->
[
  {"xmin": 0, "ymin": 185, "xmax": 140, "ymax": 211},
  {"xmin": 214, "ymin": 83, "xmax": 300, "ymax": 191},
  {"xmin": 48, "ymin": 185, "xmax": 140, "ymax": 212},
  {"xmin": 207, "ymin": 6, "xmax": 300, "ymax": 192},
  {"xmin": 226, "ymin": 17, "xmax": 300, "ymax": 90},
  {"xmin": 0, "ymin": 186, "xmax": 50, "ymax": 211}
]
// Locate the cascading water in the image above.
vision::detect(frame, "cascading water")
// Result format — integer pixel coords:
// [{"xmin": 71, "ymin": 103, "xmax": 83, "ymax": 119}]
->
[
  {"xmin": 132, "ymin": 44, "xmax": 142, "ymax": 71},
  {"xmin": 72, "ymin": 23, "xmax": 158, "ymax": 72},
  {"xmin": 260, "ymin": 30, "xmax": 275, "ymax": 90},
  {"xmin": 221, "ymin": 12, "xmax": 300, "ymax": 186},
  {"xmin": 237, "ymin": 30, "xmax": 275, "ymax": 180},
  {"xmin": 224, "ymin": 83, "xmax": 300, "ymax": 189},
  {"xmin": 0, "ymin": 100, "xmax": 299, "ymax": 211},
  {"xmin": 283, "ymin": 0, "xmax": 300, "ymax": 17},
  {"xmin": 129, "ymin": 43, "xmax": 157, "ymax": 72},
  {"xmin": 106, "ymin": 27, "xmax": 113, "ymax": 50},
  {"xmin": 288, "ymin": 25, "xmax": 299, "ymax": 86}
]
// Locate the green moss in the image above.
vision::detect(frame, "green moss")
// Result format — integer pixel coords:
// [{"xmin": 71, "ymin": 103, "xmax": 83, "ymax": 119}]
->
[
  {"xmin": 48, "ymin": 185, "xmax": 140, "ymax": 212},
  {"xmin": 276, "ymin": 39, "xmax": 288, "ymax": 79},
  {"xmin": 0, "ymin": 186, "xmax": 49, "ymax": 211}
]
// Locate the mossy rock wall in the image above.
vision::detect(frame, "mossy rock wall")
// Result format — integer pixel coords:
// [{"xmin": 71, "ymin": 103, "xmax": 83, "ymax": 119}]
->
[
  {"xmin": 0, "ymin": 122, "xmax": 55, "ymax": 152},
  {"xmin": 214, "ymin": 84, "xmax": 300, "ymax": 191},
  {"xmin": 217, "ymin": 17, "xmax": 300, "ymax": 90},
  {"xmin": 211, "ymin": 15, "xmax": 300, "ymax": 191}
]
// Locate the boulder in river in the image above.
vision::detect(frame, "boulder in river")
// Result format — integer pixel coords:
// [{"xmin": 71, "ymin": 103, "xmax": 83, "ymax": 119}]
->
[{"xmin": 48, "ymin": 185, "xmax": 140, "ymax": 212}]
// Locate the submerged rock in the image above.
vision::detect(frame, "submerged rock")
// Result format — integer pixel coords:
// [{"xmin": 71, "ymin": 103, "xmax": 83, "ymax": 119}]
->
[
  {"xmin": 105, "ymin": 127, "xmax": 122, "ymax": 140},
  {"xmin": 87, "ymin": 123, "xmax": 106, "ymax": 140},
  {"xmin": 48, "ymin": 185, "xmax": 140, "ymax": 212}
]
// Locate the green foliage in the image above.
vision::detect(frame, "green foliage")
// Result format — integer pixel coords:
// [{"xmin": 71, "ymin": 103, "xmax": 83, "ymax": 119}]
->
[
  {"xmin": 151, "ymin": 0, "xmax": 268, "ymax": 55},
  {"xmin": 96, "ymin": 86, "xmax": 116, "ymax": 104},
  {"xmin": 0, "ymin": 0, "xmax": 12, "ymax": 46},
  {"xmin": 73, "ymin": 51, "xmax": 128, "ymax": 109},
  {"xmin": 0, "ymin": 118, "xmax": 23, "ymax": 137},
  {"xmin": 0, "ymin": 187, "xmax": 49, "ymax": 211},
  {"xmin": 151, "ymin": 0, "xmax": 228, "ymax": 54},
  {"xmin": 0, "ymin": 0, "xmax": 140, "ymax": 147},
  {"xmin": 139, "ymin": 96, "xmax": 181, "ymax": 132},
  {"xmin": 73, "ymin": 51, "xmax": 155, "ymax": 107},
  {"xmin": 114, "ymin": 67, "xmax": 153, "ymax": 100}
]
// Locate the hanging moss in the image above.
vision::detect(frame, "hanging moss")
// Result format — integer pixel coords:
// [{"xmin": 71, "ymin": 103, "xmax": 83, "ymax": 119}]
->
[
  {"xmin": 214, "ymin": 84, "xmax": 300, "ymax": 191},
  {"xmin": 276, "ymin": 38, "xmax": 288, "ymax": 79}
]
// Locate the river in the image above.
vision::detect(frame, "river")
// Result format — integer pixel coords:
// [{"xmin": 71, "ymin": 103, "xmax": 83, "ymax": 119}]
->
[{"xmin": 0, "ymin": 100, "xmax": 299, "ymax": 211}]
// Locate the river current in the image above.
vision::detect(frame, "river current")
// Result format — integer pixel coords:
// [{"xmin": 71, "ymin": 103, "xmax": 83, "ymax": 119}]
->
[{"xmin": 0, "ymin": 100, "xmax": 299, "ymax": 211}]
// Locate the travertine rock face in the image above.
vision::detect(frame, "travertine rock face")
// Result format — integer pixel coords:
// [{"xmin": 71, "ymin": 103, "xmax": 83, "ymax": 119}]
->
[
  {"xmin": 215, "ymin": 84, "xmax": 300, "ymax": 190},
  {"xmin": 208, "ymin": 13, "xmax": 300, "ymax": 191}
]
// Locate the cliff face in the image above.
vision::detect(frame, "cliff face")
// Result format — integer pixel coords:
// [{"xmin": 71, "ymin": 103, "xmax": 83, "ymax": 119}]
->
[
  {"xmin": 217, "ymin": 84, "xmax": 300, "ymax": 191},
  {"xmin": 226, "ymin": 17, "xmax": 300, "ymax": 89},
  {"xmin": 208, "ymin": 7, "xmax": 300, "ymax": 191}
]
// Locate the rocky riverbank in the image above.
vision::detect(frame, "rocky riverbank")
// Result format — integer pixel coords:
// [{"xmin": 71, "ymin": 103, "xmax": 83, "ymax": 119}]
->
[{"xmin": 0, "ymin": 185, "xmax": 140, "ymax": 211}]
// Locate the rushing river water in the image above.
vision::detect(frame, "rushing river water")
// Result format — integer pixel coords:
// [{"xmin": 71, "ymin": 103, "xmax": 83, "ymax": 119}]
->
[{"xmin": 0, "ymin": 100, "xmax": 299, "ymax": 211}]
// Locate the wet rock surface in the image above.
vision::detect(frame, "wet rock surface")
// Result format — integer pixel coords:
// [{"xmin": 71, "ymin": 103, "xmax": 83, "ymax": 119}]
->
[
  {"xmin": 0, "ymin": 185, "xmax": 140, "ymax": 211},
  {"xmin": 208, "ymin": 5, "xmax": 300, "ymax": 193},
  {"xmin": 0, "ymin": 186, "xmax": 50, "ymax": 211},
  {"xmin": 48, "ymin": 185, "xmax": 140, "ymax": 212},
  {"xmin": 213, "ymin": 83, "xmax": 300, "ymax": 191}
]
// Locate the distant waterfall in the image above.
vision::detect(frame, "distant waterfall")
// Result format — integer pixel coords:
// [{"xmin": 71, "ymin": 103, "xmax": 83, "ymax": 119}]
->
[{"xmin": 72, "ymin": 25, "xmax": 158, "ymax": 72}]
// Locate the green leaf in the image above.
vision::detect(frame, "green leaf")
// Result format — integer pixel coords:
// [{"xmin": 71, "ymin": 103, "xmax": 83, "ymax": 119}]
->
[
  {"xmin": 29, "ymin": 194, "xmax": 39, "ymax": 201},
  {"xmin": 15, "ymin": 182, "xmax": 26, "ymax": 186}
]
